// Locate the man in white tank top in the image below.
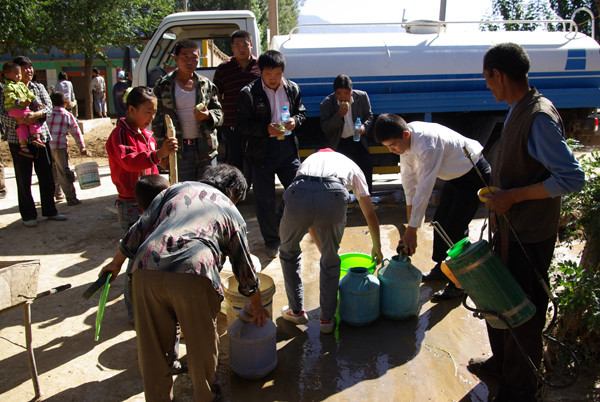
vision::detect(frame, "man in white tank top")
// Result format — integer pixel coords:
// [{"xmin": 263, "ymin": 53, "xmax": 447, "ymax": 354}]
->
[{"xmin": 152, "ymin": 39, "xmax": 224, "ymax": 182}]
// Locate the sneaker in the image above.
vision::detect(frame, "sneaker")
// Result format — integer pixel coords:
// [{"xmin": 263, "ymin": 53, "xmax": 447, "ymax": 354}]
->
[
  {"xmin": 421, "ymin": 262, "xmax": 448, "ymax": 282},
  {"xmin": 55, "ymin": 194, "xmax": 65, "ymax": 201},
  {"xmin": 47, "ymin": 214, "xmax": 68, "ymax": 221},
  {"xmin": 67, "ymin": 198, "xmax": 82, "ymax": 206},
  {"xmin": 19, "ymin": 147, "xmax": 34, "ymax": 158},
  {"xmin": 23, "ymin": 219, "xmax": 37, "ymax": 227},
  {"xmin": 320, "ymin": 318, "xmax": 335, "ymax": 334},
  {"xmin": 31, "ymin": 138, "xmax": 46, "ymax": 148},
  {"xmin": 432, "ymin": 282, "xmax": 465, "ymax": 302},
  {"xmin": 281, "ymin": 306, "xmax": 309, "ymax": 324}
]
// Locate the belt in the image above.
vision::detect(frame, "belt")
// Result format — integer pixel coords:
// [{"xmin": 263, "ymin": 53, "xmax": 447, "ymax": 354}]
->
[
  {"xmin": 183, "ymin": 138, "xmax": 198, "ymax": 145},
  {"xmin": 295, "ymin": 175, "xmax": 343, "ymax": 184}
]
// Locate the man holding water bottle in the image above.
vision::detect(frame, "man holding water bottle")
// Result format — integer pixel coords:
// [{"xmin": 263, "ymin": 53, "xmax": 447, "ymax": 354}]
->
[
  {"xmin": 320, "ymin": 74, "xmax": 374, "ymax": 193},
  {"xmin": 236, "ymin": 50, "xmax": 306, "ymax": 258}
]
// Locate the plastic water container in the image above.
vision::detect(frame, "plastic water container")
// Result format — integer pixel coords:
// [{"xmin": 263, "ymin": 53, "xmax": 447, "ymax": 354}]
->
[
  {"xmin": 378, "ymin": 254, "xmax": 422, "ymax": 320},
  {"xmin": 353, "ymin": 117, "xmax": 361, "ymax": 141},
  {"xmin": 445, "ymin": 238, "xmax": 536, "ymax": 329},
  {"xmin": 228, "ymin": 306, "xmax": 277, "ymax": 379},
  {"xmin": 281, "ymin": 106, "xmax": 291, "ymax": 135},
  {"xmin": 223, "ymin": 273, "xmax": 275, "ymax": 326},
  {"xmin": 339, "ymin": 253, "xmax": 377, "ymax": 279},
  {"xmin": 75, "ymin": 162, "xmax": 101, "ymax": 189},
  {"xmin": 339, "ymin": 267, "xmax": 380, "ymax": 326}
]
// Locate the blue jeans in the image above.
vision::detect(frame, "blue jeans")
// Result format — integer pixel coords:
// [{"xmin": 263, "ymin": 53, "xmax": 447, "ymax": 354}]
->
[
  {"xmin": 178, "ymin": 142, "xmax": 216, "ymax": 182},
  {"xmin": 251, "ymin": 138, "xmax": 300, "ymax": 248},
  {"xmin": 279, "ymin": 178, "xmax": 349, "ymax": 320}
]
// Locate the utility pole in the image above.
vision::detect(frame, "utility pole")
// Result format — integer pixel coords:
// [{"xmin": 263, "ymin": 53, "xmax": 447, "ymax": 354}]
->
[
  {"xmin": 439, "ymin": 0, "xmax": 447, "ymax": 21},
  {"xmin": 269, "ymin": 0, "xmax": 279, "ymax": 42}
]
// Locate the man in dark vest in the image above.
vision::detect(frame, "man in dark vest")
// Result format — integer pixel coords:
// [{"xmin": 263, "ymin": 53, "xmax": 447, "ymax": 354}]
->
[{"xmin": 470, "ymin": 42, "xmax": 585, "ymax": 401}]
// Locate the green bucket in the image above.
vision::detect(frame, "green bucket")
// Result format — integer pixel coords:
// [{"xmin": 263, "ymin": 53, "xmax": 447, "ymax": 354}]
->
[
  {"xmin": 340, "ymin": 253, "xmax": 377, "ymax": 279},
  {"xmin": 446, "ymin": 239, "xmax": 536, "ymax": 329}
]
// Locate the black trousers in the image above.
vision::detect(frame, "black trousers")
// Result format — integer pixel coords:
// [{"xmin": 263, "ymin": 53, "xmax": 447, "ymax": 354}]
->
[
  {"xmin": 487, "ymin": 234, "xmax": 555, "ymax": 401},
  {"xmin": 9, "ymin": 141, "xmax": 58, "ymax": 221},
  {"xmin": 336, "ymin": 137, "xmax": 373, "ymax": 194},
  {"xmin": 432, "ymin": 156, "xmax": 491, "ymax": 263}
]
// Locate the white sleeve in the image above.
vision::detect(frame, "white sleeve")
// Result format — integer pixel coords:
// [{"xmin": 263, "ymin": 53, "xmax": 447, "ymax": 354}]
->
[
  {"xmin": 401, "ymin": 154, "xmax": 418, "ymax": 206},
  {"xmin": 407, "ymin": 148, "xmax": 444, "ymax": 228}
]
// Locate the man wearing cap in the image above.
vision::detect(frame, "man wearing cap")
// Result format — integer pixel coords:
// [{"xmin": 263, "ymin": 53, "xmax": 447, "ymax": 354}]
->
[
  {"xmin": 278, "ymin": 148, "xmax": 382, "ymax": 334},
  {"xmin": 113, "ymin": 70, "xmax": 130, "ymax": 118}
]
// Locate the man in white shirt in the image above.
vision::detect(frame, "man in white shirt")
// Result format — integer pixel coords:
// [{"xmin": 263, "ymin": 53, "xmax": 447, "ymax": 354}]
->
[
  {"xmin": 91, "ymin": 68, "xmax": 107, "ymax": 118},
  {"xmin": 278, "ymin": 149, "xmax": 382, "ymax": 333},
  {"xmin": 55, "ymin": 72, "xmax": 77, "ymax": 118},
  {"xmin": 374, "ymin": 114, "xmax": 491, "ymax": 301}
]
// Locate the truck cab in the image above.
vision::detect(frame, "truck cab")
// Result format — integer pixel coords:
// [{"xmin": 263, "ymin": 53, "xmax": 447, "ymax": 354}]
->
[{"xmin": 129, "ymin": 11, "xmax": 260, "ymax": 88}]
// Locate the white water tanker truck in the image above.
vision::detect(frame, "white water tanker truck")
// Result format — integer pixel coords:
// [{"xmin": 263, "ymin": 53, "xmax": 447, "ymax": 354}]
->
[{"xmin": 125, "ymin": 9, "xmax": 600, "ymax": 173}]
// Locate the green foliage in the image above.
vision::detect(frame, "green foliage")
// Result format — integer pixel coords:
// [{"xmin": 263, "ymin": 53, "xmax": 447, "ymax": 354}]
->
[
  {"xmin": 561, "ymin": 140, "xmax": 600, "ymax": 244},
  {"xmin": 482, "ymin": 0, "xmax": 554, "ymax": 31},
  {"xmin": 42, "ymin": 0, "xmax": 174, "ymax": 62},
  {"xmin": 549, "ymin": 0, "xmax": 600, "ymax": 42},
  {"xmin": 549, "ymin": 259, "xmax": 600, "ymax": 363},
  {"xmin": 485, "ymin": 0, "xmax": 599, "ymax": 41},
  {"xmin": 0, "ymin": 0, "xmax": 52, "ymax": 58}
]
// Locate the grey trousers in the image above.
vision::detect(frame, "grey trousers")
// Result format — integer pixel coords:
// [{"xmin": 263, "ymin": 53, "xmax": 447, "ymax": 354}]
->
[
  {"xmin": 279, "ymin": 178, "xmax": 349, "ymax": 320},
  {"xmin": 51, "ymin": 148, "xmax": 77, "ymax": 200}
]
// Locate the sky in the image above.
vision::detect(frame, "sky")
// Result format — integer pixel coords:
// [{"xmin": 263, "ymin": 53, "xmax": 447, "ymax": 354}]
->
[{"xmin": 298, "ymin": 0, "xmax": 494, "ymax": 32}]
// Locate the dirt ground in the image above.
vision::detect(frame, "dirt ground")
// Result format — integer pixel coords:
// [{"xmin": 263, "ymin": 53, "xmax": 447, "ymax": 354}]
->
[{"xmin": 0, "ymin": 120, "xmax": 599, "ymax": 401}]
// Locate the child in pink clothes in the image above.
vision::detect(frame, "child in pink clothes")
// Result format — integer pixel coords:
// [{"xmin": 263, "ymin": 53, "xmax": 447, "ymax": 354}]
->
[{"xmin": 2, "ymin": 62, "xmax": 45, "ymax": 158}]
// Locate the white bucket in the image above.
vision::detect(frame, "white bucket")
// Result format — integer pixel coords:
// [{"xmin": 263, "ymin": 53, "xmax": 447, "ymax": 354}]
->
[
  {"xmin": 223, "ymin": 273, "xmax": 275, "ymax": 326},
  {"xmin": 75, "ymin": 162, "xmax": 101, "ymax": 189},
  {"xmin": 219, "ymin": 255, "xmax": 261, "ymax": 314}
]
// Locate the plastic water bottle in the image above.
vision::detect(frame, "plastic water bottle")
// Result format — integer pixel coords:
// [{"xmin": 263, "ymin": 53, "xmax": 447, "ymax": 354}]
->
[
  {"xmin": 354, "ymin": 117, "xmax": 361, "ymax": 142},
  {"xmin": 282, "ymin": 106, "xmax": 291, "ymax": 136}
]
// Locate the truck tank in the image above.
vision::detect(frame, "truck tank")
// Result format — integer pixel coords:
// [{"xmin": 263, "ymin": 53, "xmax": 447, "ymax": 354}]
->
[{"xmin": 271, "ymin": 29, "xmax": 600, "ymax": 118}]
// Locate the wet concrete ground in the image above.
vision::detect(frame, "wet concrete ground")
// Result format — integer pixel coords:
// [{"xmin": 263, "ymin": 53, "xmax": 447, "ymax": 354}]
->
[
  {"xmin": 2, "ymin": 168, "xmax": 588, "ymax": 401},
  {"xmin": 208, "ymin": 176, "xmax": 499, "ymax": 402}
]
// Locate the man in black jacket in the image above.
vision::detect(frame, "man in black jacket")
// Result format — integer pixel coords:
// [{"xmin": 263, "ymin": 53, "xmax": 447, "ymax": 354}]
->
[{"xmin": 236, "ymin": 50, "xmax": 307, "ymax": 257}]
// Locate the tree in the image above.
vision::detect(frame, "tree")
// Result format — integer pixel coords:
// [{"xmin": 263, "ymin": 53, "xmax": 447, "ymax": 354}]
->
[
  {"xmin": 486, "ymin": 0, "xmax": 600, "ymax": 41},
  {"xmin": 481, "ymin": 0, "xmax": 554, "ymax": 31},
  {"xmin": 43, "ymin": 0, "xmax": 174, "ymax": 119},
  {"xmin": 549, "ymin": 0, "xmax": 600, "ymax": 41},
  {"xmin": 0, "ymin": 1, "xmax": 51, "ymax": 58}
]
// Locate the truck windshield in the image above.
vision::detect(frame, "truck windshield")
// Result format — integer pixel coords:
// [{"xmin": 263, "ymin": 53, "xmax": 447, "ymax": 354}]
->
[{"xmin": 147, "ymin": 23, "xmax": 239, "ymax": 73}]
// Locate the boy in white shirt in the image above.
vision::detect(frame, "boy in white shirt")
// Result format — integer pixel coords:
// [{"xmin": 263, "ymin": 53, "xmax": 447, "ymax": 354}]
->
[{"xmin": 374, "ymin": 114, "xmax": 491, "ymax": 301}]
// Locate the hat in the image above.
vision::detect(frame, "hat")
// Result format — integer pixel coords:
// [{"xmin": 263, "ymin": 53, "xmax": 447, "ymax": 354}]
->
[{"xmin": 118, "ymin": 71, "xmax": 125, "ymax": 80}]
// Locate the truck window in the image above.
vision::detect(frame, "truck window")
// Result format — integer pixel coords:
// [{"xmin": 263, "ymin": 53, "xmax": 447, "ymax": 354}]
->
[{"xmin": 146, "ymin": 23, "xmax": 240, "ymax": 81}]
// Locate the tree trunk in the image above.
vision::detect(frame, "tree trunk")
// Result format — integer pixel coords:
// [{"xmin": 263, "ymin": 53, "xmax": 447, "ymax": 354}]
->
[
  {"xmin": 580, "ymin": 231, "xmax": 600, "ymax": 273},
  {"xmin": 84, "ymin": 56, "xmax": 94, "ymax": 120}
]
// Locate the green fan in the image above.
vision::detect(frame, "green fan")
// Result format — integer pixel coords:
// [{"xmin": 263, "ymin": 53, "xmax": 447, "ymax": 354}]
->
[{"xmin": 95, "ymin": 273, "xmax": 112, "ymax": 341}]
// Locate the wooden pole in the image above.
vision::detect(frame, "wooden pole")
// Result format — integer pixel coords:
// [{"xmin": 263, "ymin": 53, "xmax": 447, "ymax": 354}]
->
[
  {"xmin": 269, "ymin": 0, "xmax": 279, "ymax": 42},
  {"xmin": 165, "ymin": 115, "xmax": 178, "ymax": 184},
  {"xmin": 24, "ymin": 302, "xmax": 41, "ymax": 401}
]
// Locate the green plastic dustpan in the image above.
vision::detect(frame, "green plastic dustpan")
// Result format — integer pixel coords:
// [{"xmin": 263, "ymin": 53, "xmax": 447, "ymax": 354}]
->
[{"xmin": 95, "ymin": 273, "xmax": 112, "ymax": 341}]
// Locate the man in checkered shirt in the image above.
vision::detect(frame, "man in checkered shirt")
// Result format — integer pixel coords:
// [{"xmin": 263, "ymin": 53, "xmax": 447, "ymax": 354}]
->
[{"xmin": 48, "ymin": 91, "xmax": 88, "ymax": 206}]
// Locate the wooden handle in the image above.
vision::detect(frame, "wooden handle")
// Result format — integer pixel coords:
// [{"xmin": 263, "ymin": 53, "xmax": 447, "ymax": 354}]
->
[{"xmin": 165, "ymin": 115, "xmax": 178, "ymax": 185}]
